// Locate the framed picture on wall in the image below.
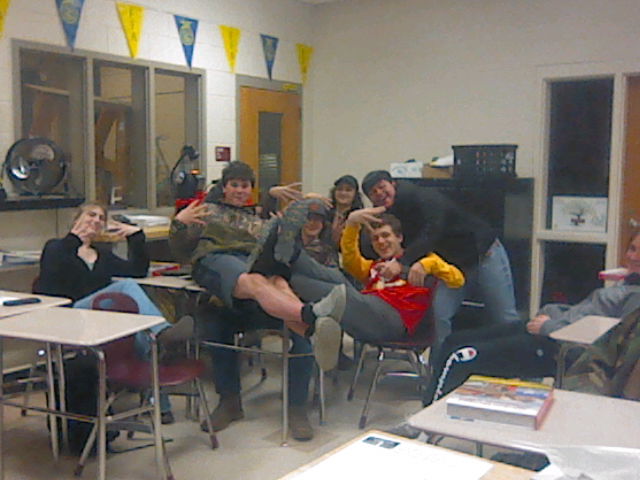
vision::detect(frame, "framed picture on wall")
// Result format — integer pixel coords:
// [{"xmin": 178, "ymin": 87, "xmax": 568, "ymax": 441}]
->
[{"xmin": 551, "ymin": 196, "xmax": 608, "ymax": 233}]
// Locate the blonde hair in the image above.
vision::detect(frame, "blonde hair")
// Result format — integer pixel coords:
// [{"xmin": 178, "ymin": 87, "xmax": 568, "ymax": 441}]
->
[{"xmin": 71, "ymin": 202, "xmax": 108, "ymax": 228}]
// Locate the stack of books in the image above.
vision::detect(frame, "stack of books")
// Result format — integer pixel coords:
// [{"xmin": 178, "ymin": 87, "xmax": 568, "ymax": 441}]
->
[{"xmin": 445, "ymin": 375, "xmax": 554, "ymax": 429}]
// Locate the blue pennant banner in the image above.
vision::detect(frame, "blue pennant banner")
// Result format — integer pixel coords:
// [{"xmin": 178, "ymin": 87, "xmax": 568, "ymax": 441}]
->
[
  {"xmin": 174, "ymin": 15, "xmax": 198, "ymax": 67},
  {"xmin": 260, "ymin": 34, "xmax": 279, "ymax": 80},
  {"xmin": 56, "ymin": 0, "xmax": 85, "ymax": 49}
]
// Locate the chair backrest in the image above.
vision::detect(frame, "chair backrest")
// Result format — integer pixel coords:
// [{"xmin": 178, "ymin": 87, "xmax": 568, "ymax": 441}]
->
[{"xmin": 90, "ymin": 292, "xmax": 140, "ymax": 363}]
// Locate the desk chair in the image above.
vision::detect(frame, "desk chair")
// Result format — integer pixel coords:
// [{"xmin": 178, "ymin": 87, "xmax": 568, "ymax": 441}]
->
[
  {"xmin": 74, "ymin": 292, "xmax": 217, "ymax": 478},
  {"xmin": 199, "ymin": 304, "xmax": 325, "ymax": 447}
]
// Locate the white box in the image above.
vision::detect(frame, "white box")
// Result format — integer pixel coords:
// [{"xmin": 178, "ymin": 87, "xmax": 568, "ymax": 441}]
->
[{"xmin": 390, "ymin": 162, "xmax": 423, "ymax": 178}]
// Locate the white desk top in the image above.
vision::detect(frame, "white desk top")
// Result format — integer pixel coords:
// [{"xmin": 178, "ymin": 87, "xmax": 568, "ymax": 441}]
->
[
  {"xmin": 0, "ymin": 307, "xmax": 164, "ymax": 346},
  {"xmin": 549, "ymin": 315, "xmax": 621, "ymax": 344},
  {"xmin": 0, "ymin": 290, "xmax": 71, "ymax": 319},
  {"xmin": 409, "ymin": 389, "xmax": 640, "ymax": 453},
  {"xmin": 280, "ymin": 430, "xmax": 532, "ymax": 480}
]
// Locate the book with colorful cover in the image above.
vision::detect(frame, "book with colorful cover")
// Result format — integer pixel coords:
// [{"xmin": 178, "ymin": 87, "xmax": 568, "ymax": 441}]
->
[{"xmin": 445, "ymin": 375, "xmax": 554, "ymax": 429}]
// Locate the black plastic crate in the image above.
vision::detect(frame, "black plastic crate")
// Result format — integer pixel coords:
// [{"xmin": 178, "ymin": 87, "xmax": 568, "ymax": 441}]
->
[{"xmin": 452, "ymin": 144, "xmax": 517, "ymax": 178}]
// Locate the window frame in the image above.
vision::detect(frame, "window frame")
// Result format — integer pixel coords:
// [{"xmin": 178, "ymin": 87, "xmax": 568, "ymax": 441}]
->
[{"xmin": 12, "ymin": 39, "xmax": 206, "ymax": 211}]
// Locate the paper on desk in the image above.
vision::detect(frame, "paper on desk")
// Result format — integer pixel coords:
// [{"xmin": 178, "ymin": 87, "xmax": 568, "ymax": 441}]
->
[
  {"xmin": 532, "ymin": 445, "xmax": 640, "ymax": 480},
  {"xmin": 290, "ymin": 433, "xmax": 492, "ymax": 480}
]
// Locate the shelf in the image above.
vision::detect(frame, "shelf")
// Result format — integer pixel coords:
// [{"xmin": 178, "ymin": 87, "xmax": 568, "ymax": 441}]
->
[{"xmin": 0, "ymin": 195, "xmax": 84, "ymax": 212}]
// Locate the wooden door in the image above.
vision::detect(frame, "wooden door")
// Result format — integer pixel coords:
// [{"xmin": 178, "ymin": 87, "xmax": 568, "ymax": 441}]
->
[
  {"xmin": 621, "ymin": 76, "xmax": 640, "ymax": 261},
  {"xmin": 239, "ymin": 86, "xmax": 301, "ymax": 201}
]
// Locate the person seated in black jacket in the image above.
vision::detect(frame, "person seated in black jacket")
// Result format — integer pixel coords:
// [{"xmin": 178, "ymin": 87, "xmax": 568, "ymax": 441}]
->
[{"xmin": 34, "ymin": 202, "xmax": 192, "ymax": 424}]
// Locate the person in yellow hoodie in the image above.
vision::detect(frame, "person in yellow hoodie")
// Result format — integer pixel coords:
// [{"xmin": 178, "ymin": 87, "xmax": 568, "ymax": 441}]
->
[{"xmin": 336, "ymin": 206, "xmax": 465, "ymax": 341}]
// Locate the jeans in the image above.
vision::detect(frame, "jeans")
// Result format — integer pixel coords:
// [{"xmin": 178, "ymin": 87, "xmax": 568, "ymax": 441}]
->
[
  {"xmin": 198, "ymin": 305, "xmax": 313, "ymax": 406},
  {"xmin": 432, "ymin": 240, "xmax": 520, "ymax": 348},
  {"xmin": 73, "ymin": 279, "xmax": 173, "ymax": 413}
]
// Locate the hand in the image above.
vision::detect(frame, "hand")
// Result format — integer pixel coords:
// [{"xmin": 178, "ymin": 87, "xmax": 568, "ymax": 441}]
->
[
  {"xmin": 346, "ymin": 206, "xmax": 386, "ymax": 229},
  {"xmin": 175, "ymin": 200, "xmax": 209, "ymax": 226},
  {"xmin": 269, "ymin": 183, "xmax": 304, "ymax": 203},
  {"xmin": 375, "ymin": 258, "xmax": 402, "ymax": 280},
  {"xmin": 526, "ymin": 314, "xmax": 550, "ymax": 335},
  {"xmin": 71, "ymin": 221, "xmax": 98, "ymax": 243},
  {"xmin": 408, "ymin": 261, "xmax": 427, "ymax": 286},
  {"xmin": 105, "ymin": 220, "xmax": 141, "ymax": 240}
]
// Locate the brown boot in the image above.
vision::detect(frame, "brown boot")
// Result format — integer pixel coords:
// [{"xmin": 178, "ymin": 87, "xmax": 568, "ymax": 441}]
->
[
  {"xmin": 289, "ymin": 405, "xmax": 314, "ymax": 441},
  {"xmin": 200, "ymin": 394, "xmax": 244, "ymax": 432}
]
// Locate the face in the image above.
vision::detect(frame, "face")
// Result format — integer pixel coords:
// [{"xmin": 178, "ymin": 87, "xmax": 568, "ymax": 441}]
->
[
  {"xmin": 75, "ymin": 206, "xmax": 107, "ymax": 237},
  {"xmin": 303, "ymin": 214, "xmax": 325, "ymax": 240},
  {"xmin": 367, "ymin": 180, "xmax": 396, "ymax": 208},
  {"xmin": 371, "ymin": 224, "xmax": 403, "ymax": 260},
  {"xmin": 223, "ymin": 178, "xmax": 253, "ymax": 207},
  {"xmin": 625, "ymin": 234, "xmax": 640, "ymax": 274},
  {"xmin": 334, "ymin": 184, "xmax": 356, "ymax": 208}
]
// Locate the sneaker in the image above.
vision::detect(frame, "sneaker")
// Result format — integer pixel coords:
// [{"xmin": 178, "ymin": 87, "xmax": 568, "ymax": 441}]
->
[
  {"xmin": 289, "ymin": 405, "xmax": 314, "ymax": 441},
  {"xmin": 313, "ymin": 316, "xmax": 342, "ymax": 371},
  {"xmin": 312, "ymin": 284, "xmax": 347, "ymax": 321},
  {"xmin": 200, "ymin": 394, "xmax": 244, "ymax": 432}
]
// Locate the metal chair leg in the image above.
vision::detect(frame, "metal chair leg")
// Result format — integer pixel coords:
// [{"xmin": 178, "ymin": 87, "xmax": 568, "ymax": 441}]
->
[
  {"xmin": 347, "ymin": 343, "xmax": 368, "ymax": 401},
  {"xmin": 318, "ymin": 369, "xmax": 325, "ymax": 425},
  {"xmin": 281, "ymin": 328, "xmax": 289, "ymax": 447},
  {"xmin": 195, "ymin": 378, "xmax": 218, "ymax": 449},
  {"xmin": 359, "ymin": 348, "xmax": 385, "ymax": 429}
]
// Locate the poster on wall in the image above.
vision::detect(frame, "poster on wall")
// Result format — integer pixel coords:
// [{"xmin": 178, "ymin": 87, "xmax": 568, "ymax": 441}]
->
[
  {"xmin": 296, "ymin": 43, "xmax": 313, "ymax": 84},
  {"xmin": 260, "ymin": 34, "xmax": 279, "ymax": 80},
  {"xmin": 174, "ymin": 15, "xmax": 198, "ymax": 67},
  {"xmin": 220, "ymin": 25, "xmax": 241, "ymax": 73},
  {"xmin": 56, "ymin": 0, "xmax": 85, "ymax": 49},
  {"xmin": 0, "ymin": 0, "xmax": 11, "ymax": 39},
  {"xmin": 551, "ymin": 196, "xmax": 608, "ymax": 233},
  {"xmin": 117, "ymin": 2, "xmax": 145, "ymax": 58}
]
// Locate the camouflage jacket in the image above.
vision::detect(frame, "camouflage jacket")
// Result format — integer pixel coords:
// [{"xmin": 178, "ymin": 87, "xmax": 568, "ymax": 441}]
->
[{"xmin": 169, "ymin": 201, "xmax": 267, "ymax": 265}]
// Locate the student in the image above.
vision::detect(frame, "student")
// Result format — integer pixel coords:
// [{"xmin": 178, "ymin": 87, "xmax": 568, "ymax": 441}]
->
[
  {"xmin": 361, "ymin": 170, "xmax": 520, "ymax": 346},
  {"xmin": 327, "ymin": 174, "xmax": 365, "ymax": 249},
  {"xmin": 34, "ymin": 202, "xmax": 192, "ymax": 424},
  {"xmin": 169, "ymin": 161, "xmax": 346, "ymax": 439},
  {"xmin": 424, "ymin": 229, "xmax": 640, "ymax": 405}
]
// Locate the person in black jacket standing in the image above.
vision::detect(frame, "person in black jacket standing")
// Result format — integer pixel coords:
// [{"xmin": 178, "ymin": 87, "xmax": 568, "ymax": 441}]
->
[{"xmin": 361, "ymin": 170, "xmax": 520, "ymax": 347}]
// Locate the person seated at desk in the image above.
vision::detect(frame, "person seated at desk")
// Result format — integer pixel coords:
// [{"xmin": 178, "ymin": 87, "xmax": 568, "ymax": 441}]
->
[
  {"xmin": 423, "ymin": 228, "xmax": 640, "ymax": 406},
  {"xmin": 34, "ymin": 202, "xmax": 193, "ymax": 424},
  {"xmin": 170, "ymin": 162, "xmax": 346, "ymax": 440}
]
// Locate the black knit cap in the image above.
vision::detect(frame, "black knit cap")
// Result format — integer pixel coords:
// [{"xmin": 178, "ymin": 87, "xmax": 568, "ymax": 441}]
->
[
  {"xmin": 362, "ymin": 170, "xmax": 393, "ymax": 196},
  {"xmin": 334, "ymin": 174, "xmax": 359, "ymax": 190}
]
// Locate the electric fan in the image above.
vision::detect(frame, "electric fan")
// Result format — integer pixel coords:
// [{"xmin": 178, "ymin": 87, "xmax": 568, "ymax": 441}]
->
[{"xmin": 3, "ymin": 137, "xmax": 66, "ymax": 195}]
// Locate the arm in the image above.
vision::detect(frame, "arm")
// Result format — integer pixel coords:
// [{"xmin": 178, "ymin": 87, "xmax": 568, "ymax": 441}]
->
[
  {"xmin": 35, "ymin": 235, "xmax": 83, "ymax": 298},
  {"xmin": 340, "ymin": 223, "xmax": 373, "ymax": 284},
  {"xmin": 416, "ymin": 253, "xmax": 465, "ymax": 288},
  {"xmin": 103, "ymin": 230, "xmax": 149, "ymax": 277},
  {"xmin": 168, "ymin": 200, "xmax": 208, "ymax": 264}
]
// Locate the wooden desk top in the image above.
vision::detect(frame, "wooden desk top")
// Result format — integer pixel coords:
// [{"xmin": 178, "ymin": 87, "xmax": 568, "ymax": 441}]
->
[
  {"xmin": 279, "ymin": 430, "xmax": 532, "ymax": 480},
  {"xmin": 0, "ymin": 307, "xmax": 164, "ymax": 346},
  {"xmin": 549, "ymin": 315, "xmax": 620, "ymax": 344},
  {"xmin": 409, "ymin": 389, "xmax": 640, "ymax": 453},
  {"xmin": 0, "ymin": 290, "xmax": 71, "ymax": 319}
]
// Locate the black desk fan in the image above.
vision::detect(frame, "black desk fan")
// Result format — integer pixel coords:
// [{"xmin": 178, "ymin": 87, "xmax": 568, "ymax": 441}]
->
[{"xmin": 1, "ymin": 137, "xmax": 67, "ymax": 198}]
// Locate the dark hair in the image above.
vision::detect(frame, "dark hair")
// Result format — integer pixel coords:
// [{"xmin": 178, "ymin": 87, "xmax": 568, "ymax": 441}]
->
[
  {"xmin": 221, "ymin": 161, "xmax": 255, "ymax": 187},
  {"xmin": 362, "ymin": 170, "xmax": 393, "ymax": 196},
  {"xmin": 329, "ymin": 175, "xmax": 364, "ymax": 211},
  {"xmin": 370, "ymin": 213, "xmax": 402, "ymax": 237}
]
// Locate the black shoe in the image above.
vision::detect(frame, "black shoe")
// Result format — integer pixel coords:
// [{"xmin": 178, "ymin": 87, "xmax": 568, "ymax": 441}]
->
[
  {"xmin": 161, "ymin": 411, "xmax": 175, "ymax": 425},
  {"xmin": 289, "ymin": 405, "xmax": 314, "ymax": 441},
  {"xmin": 157, "ymin": 316, "xmax": 194, "ymax": 346},
  {"xmin": 200, "ymin": 394, "xmax": 244, "ymax": 432}
]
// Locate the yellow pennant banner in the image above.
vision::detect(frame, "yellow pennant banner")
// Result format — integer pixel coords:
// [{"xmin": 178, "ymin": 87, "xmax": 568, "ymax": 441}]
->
[
  {"xmin": 296, "ymin": 43, "xmax": 313, "ymax": 84},
  {"xmin": 0, "ymin": 0, "xmax": 11, "ymax": 39},
  {"xmin": 117, "ymin": 2, "xmax": 144, "ymax": 58},
  {"xmin": 219, "ymin": 25, "xmax": 241, "ymax": 73}
]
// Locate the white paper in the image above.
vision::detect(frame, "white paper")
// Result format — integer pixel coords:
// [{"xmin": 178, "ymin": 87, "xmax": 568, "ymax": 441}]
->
[
  {"xmin": 430, "ymin": 154, "xmax": 454, "ymax": 167},
  {"xmin": 0, "ymin": 297, "xmax": 18, "ymax": 304},
  {"xmin": 290, "ymin": 434, "xmax": 492, "ymax": 480},
  {"xmin": 532, "ymin": 445, "xmax": 640, "ymax": 480}
]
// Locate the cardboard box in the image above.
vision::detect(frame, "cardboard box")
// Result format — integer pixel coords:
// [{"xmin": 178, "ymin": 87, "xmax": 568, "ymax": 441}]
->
[
  {"xmin": 390, "ymin": 162, "xmax": 424, "ymax": 178},
  {"xmin": 422, "ymin": 165, "xmax": 453, "ymax": 179}
]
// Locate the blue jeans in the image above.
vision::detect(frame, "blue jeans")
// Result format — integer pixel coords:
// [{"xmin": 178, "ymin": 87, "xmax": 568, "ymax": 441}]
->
[
  {"xmin": 73, "ymin": 279, "xmax": 172, "ymax": 413},
  {"xmin": 432, "ymin": 240, "xmax": 520, "ymax": 348},
  {"xmin": 198, "ymin": 305, "xmax": 313, "ymax": 406}
]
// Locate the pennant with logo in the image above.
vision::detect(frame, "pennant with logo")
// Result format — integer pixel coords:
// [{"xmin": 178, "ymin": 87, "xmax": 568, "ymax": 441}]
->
[
  {"xmin": 260, "ymin": 34, "xmax": 279, "ymax": 80},
  {"xmin": 0, "ymin": 0, "xmax": 11, "ymax": 39},
  {"xmin": 219, "ymin": 25, "xmax": 241, "ymax": 73},
  {"xmin": 117, "ymin": 2, "xmax": 144, "ymax": 58},
  {"xmin": 174, "ymin": 15, "xmax": 198, "ymax": 67},
  {"xmin": 56, "ymin": 0, "xmax": 85, "ymax": 50},
  {"xmin": 296, "ymin": 43, "xmax": 313, "ymax": 84}
]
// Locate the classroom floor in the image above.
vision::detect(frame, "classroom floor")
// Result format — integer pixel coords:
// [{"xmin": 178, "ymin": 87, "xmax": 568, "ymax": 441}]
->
[{"xmin": 1, "ymin": 342, "xmax": 506, "ymax": 480}]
